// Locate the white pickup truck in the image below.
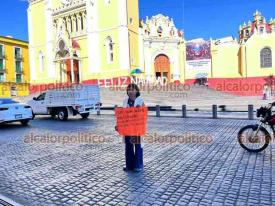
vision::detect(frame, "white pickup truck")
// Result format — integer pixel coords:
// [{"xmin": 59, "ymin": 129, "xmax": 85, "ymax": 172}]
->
[{"xmin": 28, "ymin": 85, "xmax": 101, "ymax": 121}]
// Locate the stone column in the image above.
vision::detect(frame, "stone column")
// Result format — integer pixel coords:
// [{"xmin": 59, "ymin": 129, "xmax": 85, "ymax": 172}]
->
[{"xmin": 70, "ymin": 58, "xmax": 75, "ymax": 83}]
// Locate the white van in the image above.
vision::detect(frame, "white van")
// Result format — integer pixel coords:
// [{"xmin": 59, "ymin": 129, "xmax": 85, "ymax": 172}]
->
[{"xmin": 28, "ymin": 85, "xmax": 101, "ymax": 121}]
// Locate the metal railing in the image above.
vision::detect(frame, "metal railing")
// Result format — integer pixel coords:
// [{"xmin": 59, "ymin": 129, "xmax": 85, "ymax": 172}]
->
[
  {"xmin": 15, "ymin": 54, "xmax": 23, "ymax": 61},
  {"xmin": 98, "ymin": 104, "xmax": 256, "ymax": 120},
  {"xmin": 15, "ymin": 68, "xmax": 24, "ymax": 74}
]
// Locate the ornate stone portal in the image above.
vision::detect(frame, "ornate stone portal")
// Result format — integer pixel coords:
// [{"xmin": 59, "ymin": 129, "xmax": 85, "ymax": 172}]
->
[
  {"xmin": 52, "ymin": 1, "xmax": 85, "ymax": 83},
  {"xmin": 139, "ymin": 14, "xmax": 185, "ymax": 83}
]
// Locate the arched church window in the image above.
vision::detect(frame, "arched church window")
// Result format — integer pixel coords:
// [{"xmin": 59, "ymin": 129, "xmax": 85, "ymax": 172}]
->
[
  {"xmin": 59, "ymin": 40, "xmax": 65, "ymax": 51},
  {"xmin": 57, "ymin": 39, "xmax": 69, "ymax": 58},
  {"xmin": 170, "ymin": 29, "xmax": 175, "ymax": 36},
  {"xmin": 105, "ymin": 37, "xmax": 114, "ymax": 63},
  {"xmin": 261, "ymin": 47, "xmax": 272, "ymax": 68},
  {"xmin": 260, "ymin": 27, "xmax": 264, "ymax": 34},
  {"xmin": 69, "ymin": 16, "xmax": 73, "ymax": 32},
  {"xmin": 53, "ymin": 20, "xmax": 57, "ymax": 29},
  {"xmin": 157, "ymin": 26, "xmax": 163, "ymax": 37},
  {"xmin": 74, "ymin": 15, "xmax": 78, "ymax": 32},
  {"xmin": 157, "ymin": 26, "xmax": 163, "ymax": 33},
  {"xmin": 38, "ymin": 51, "xmax": 44, "ymax": 72},
  {"xmin": 63, "ymin": 17, "xmax": 67, "ymax": 30},
  {"xmin": 80, "ymin": 14, "xmax": 84, "ymax": 30}
]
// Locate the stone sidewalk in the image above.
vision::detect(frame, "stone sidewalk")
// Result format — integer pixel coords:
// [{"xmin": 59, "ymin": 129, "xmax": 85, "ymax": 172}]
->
[
  {"xmin": 0, "ymin": 116, "xmax": 275, "ymax": 205},
  {"xmin": 16, "ymin": 85, "xmax": 270, "ymax": 111}
]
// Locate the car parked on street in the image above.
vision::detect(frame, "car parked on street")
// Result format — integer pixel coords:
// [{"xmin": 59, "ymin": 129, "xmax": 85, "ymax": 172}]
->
[{"xmin": 0, "ymin": 98, "xmax": 33, "ymax": 126}]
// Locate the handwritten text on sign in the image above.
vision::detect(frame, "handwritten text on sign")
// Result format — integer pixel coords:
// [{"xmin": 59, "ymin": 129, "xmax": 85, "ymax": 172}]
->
[{"xmin": 115, "ymin": 107, "xmax": 148, "ymax": 136}]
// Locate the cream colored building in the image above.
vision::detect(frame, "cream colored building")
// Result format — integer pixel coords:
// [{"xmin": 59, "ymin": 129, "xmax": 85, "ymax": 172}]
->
[{"xmin": 139, "ymin": 14, "xmax": 185, "ymax": 83}]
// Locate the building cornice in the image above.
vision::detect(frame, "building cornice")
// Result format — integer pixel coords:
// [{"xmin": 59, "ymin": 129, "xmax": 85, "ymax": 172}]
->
[
  {"xmin": 144, "ymin": 37, "xmax": 183, "ymax": 44},
  {"xmin": 0, "ymin": 36, "xmax": 29, "ymax": 46},
  {"xmin": 53, "ymin": 0, "xmax": 86, "ymax": 16}
]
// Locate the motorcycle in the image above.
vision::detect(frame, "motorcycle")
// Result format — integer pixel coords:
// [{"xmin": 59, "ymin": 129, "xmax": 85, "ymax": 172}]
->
[{"xmin": 238, "ymin": 102, "xmax": 275, "ymax": 152}]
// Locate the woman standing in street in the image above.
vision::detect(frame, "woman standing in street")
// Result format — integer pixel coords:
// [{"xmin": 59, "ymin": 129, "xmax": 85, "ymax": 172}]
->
[{"xmin": 116, "ymin": 83, "xmax": 145, "ymax": 172}]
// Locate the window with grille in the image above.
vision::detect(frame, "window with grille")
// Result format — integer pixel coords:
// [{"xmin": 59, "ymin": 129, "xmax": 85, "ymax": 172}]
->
[
  {"xmin": 15, "ymin": 47, "xmax": 21, "ymax": 59},
  {"xmin": 0, "ymin": 59, "xmax": 3, "ymax": 71},
  {"xmin": 16, "ymin": 74, "xmax": 22, "ymax": 83},
  {"xmin": 0, "ymin": 45, "xmax": 3, "ymax": 57},
  {"xmin": 16, "ymin": 61, "xmax": 22, "ymax": 73},
  {"xmin": 106, "ymin": 37, "xmax": 114, "ymax": 63},
  {"xmin": 261, "ymin": 48, "xmax": 272, "ymax": 68},
  {"xmin": 39, "ymin": 51, "xmax": 44, "ymax": 72}
]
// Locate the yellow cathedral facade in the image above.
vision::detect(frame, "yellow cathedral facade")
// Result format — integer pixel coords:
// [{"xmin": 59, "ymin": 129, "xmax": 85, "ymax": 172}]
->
[{"xmin": 28, "ymin": 0, "xmax": 140, "ymax": 86}]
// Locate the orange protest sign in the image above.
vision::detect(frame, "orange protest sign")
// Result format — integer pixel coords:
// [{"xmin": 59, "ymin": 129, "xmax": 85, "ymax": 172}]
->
[{"xmin": 115, "ymin": 107, "xmax": 148, "ymax": 136}]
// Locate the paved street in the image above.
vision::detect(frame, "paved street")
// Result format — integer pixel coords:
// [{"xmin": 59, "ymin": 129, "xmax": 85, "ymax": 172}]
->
[{"xmin": 0, "ymin": 115, "xmax": 275, "ymax": 206}]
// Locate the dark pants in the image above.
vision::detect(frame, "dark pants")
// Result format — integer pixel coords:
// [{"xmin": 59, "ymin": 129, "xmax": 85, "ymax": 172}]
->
[{"xmin": 125, "ymin": 136, "xmax": 143, "ymax": 170}]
